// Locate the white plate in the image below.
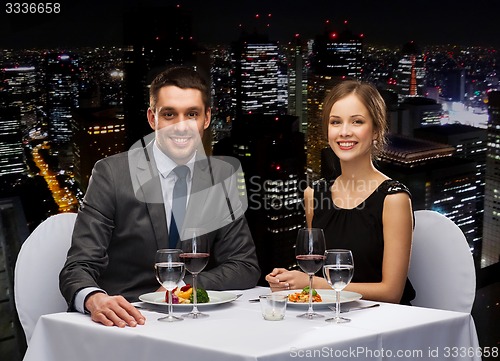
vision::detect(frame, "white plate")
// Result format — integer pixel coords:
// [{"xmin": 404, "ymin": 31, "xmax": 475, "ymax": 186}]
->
[
  {"xmin": 138, "ymin": 290, "xmax": 238, "ymax": 308},
  {"xmin": 275, "ymin": 289, "xmax": 362, "ymax": 308}
]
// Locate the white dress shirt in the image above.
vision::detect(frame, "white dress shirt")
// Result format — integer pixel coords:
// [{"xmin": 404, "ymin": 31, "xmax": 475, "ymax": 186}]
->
[{"xmin": 152, "ymin": 141, "xmax": 195, "ymax": 231}]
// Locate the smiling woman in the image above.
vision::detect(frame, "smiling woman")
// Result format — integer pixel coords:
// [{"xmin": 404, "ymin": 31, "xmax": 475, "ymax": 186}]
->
[
  {"xmin": 323, "ymin": 81, "xmax": 387, "ymax": 160},
  {"xmin": 266, "ymin": 80, "xmax": 416, "ymax": 306}
]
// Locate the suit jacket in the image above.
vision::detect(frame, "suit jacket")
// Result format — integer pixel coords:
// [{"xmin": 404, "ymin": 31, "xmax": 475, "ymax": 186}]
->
[{"xmin": 59, "ymin": 141, "xmax": 260, "ymax": 308}]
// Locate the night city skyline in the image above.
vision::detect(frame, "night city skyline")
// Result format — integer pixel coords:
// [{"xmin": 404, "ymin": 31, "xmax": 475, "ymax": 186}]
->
[
  {"xmin": 1, "ymin": 1, "xmax": 499, "ymax": 267},
  {"xmin": 1, "ymin": 0, "xmax": 500, "ymax": 48},
  {"xmin": 0, "ymin": 0, "xmax": 499, "ymax": 269},
  {"xmin": 1, "ymin": 1, "xmax": 500, "ymax": 358}
]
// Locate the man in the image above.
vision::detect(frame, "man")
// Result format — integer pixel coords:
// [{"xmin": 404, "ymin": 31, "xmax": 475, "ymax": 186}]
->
[{"xmin": 60, "ymin": 66, "xmax": 260, "ymax": 327}]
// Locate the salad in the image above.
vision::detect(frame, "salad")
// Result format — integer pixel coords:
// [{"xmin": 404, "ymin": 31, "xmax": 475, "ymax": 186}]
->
[{"xmin": 165, "ymin": 284, "xmax": 210, "ymax": 304}]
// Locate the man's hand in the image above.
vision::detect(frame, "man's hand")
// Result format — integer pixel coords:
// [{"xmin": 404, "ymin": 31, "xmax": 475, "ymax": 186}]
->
[{"xmin": 85, "ymin": 292, "xmax": 146, "ymax": 327}]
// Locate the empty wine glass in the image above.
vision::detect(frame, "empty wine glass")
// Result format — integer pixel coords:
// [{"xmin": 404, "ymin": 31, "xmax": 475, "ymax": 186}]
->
[
  {"xmin": 323, "ymin": 249, "xmax": 354, "ymax": 323},
  {"xmin": 295, "ymin": 228, "xmax": 326, "ymax": 319},
  {"xmin": 154, "ymin": 249, "xmax": 185, "ymax": 322},
  {"xmin": 180, "ymin": 228, "xmax": 210, "ymax": 318}
]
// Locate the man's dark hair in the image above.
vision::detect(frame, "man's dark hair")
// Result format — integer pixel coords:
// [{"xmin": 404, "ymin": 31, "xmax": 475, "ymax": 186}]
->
[{"xmin": 149, "ymin": 66, "xmax": 210, "ymax": 110}]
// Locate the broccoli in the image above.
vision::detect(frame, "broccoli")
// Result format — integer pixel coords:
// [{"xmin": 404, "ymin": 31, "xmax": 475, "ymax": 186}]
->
[
  {"xmin": 302, "ymin": 286, "xmax": 317, "ymax": 296},
  {"xmin": 189, "ymin": 287, "xmax": 210, "ymax": 303}
]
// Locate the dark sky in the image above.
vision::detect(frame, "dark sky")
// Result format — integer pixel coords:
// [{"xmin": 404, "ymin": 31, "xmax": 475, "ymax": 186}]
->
[{"xmin": 1, "ymin": 0, "xmax": 499, "ymax": 49}]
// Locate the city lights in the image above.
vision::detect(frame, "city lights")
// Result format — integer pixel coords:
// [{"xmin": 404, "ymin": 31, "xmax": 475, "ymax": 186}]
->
[{"xmin": 1, "ymin": 4, "xmax": 499, "ymax": 359}]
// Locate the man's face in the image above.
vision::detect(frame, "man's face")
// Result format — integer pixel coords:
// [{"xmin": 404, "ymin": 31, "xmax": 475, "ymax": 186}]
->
[{"xmin": 147, "ymin": 86, "xmax": 211, "ymax": 164}]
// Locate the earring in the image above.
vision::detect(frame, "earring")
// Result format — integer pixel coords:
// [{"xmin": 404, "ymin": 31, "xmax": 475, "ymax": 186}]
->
[{"xmin": 373, "ymin": 139, "xmax": 378, "ymax": 145}]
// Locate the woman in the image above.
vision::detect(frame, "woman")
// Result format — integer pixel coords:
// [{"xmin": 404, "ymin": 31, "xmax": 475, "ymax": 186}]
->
[{"xmin": 266, "ymin": 80, "xmax": 415, "ymax": 304}]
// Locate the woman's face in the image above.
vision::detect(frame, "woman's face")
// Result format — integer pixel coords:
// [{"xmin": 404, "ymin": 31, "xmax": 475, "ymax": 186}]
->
[{"xmin": 327, "ymin": 93, "xmax": 376, "ymax": 162}]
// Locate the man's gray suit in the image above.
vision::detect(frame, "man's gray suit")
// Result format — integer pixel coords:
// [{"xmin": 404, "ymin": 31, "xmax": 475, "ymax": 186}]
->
[{"xmin": 59, "ymin": 142, "xmax": 260, "ymax": 309}]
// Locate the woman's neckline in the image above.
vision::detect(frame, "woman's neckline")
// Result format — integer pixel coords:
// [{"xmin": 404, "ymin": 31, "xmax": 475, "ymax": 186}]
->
[{"xmin": 329, "ymin": 179, "xmax": 390, "ymax": 210}]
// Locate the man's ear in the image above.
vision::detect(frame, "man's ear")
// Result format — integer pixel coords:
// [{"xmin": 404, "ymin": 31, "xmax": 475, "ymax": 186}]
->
[
  {"xmin": 204, "ymin": 108, "xmax": 211, "ymax": 130},
  {"xmin": 147, "ymin": 108, "xmax": 156, "ymax": 130}
]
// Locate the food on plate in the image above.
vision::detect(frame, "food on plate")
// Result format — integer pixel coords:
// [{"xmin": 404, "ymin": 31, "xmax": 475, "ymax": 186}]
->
[
  {"xmin": 165, "ymin": 284, "xmax": 210, "ymax": 304},
  {"xmin": 191, "ymin": 287, "xmax": 210, "ymax": 303},
  {"xmin": 302, "ymin": 286, "xmax": 317, "ymax": 296},
  {"xmin": 288, "ymin": 286, "xmax": 323, "ymax": 303}
]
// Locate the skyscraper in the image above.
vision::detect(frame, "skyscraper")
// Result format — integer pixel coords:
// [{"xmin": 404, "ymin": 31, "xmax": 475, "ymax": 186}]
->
[
  {"xmin": 215, "ymin": 114, "xmax": 306, "ymax": 283},
  {"xmin": 0, "ymin": 67, "xmax": 28, "ymax": 181},
  {"xmin": 414, "ymin": 123, "xmax": 487, "ymax": 251},
  {"xmin": 482, "ymin": 91, "xmax": 500, "ymax": 267},
  {"xmin": 225, "ymin": 31, "xmax": 302, "ymax": 281},
  {"xmin": 0, "ymin": 66, "xmax": 37, "ymax": 138},
  {"xmin": 396, "ymin": 42, "xmax": 425, "ymax": 101},
  {"xmin": 305, "ymin": 74, "xmax": 340, "ymax": 179},
  {"xmin": 396, "ymin": 97, "xmax": 443, "ymax": 136},
  {"xmin": 0, "ymin": 106, "xmax": 26, "ymax": 180},
  {"xmin": 210, "ymin": 45, "xmax": 235, "ymax": 143},
  {"xmin": 44, "ymin": 52, "xmax": 80, "ymax": 145},
  {"xmin": 284, "ymin": 35, "xmax": 309, "ymax": 132},
  {"xmin": 379, "ymin": 134, "xmax": 479, "ymax": 251},
  {"xmin": 71, "ymin": 107, "xmax": 126, "ymax": 190},
  {"xmin": 310, "ymin": 25, "xmax": 363, "ymax": 78},
  {"xmin": 230, "ymin": 32, "xmax": 287, "ymax": 116}
]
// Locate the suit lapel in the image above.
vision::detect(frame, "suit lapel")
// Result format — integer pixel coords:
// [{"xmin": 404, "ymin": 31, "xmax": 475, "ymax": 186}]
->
[
  {"xmin": 135, "ymin": 144, "xmax": 168, "ymax": 249},
  {"xmin": 190, "ymin": 157, "xmax": 212, "ymax": 194},
  {"xmin": 183, "ymin": 156, "xmax": 213, "ymax": 230}
]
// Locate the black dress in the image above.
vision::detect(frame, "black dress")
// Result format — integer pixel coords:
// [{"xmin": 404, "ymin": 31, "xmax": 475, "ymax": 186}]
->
[{"xmin": 311, "ymin": 179, "xmax": 416, "ymax": 305}]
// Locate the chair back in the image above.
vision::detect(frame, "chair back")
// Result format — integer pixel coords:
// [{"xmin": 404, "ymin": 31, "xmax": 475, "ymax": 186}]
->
[
  {"xmin": 14, "ymin": 212, "xmax": 77, "ymax": 343},
  {"xmin": 409, "ymin": 210, "xmax": 475, "ymax": 313}
]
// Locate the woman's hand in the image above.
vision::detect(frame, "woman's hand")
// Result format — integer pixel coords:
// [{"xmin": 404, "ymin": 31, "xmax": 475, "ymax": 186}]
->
[{"xmin": 265, "ymin": 268, "xmax": 310, "ymax": 291}]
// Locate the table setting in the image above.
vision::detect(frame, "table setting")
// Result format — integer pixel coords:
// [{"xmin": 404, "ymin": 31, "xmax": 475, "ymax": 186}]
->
[
  {"xmin": 23, "ymin": 227, "xmax": 481, "ymax": 361},
  {"xmin": 136, "ymin": 227, "xmax": 365, "ymax": 323},
  {"xmin": 24, "ymin": 283, "xmax": 480, "ymax": 361}
]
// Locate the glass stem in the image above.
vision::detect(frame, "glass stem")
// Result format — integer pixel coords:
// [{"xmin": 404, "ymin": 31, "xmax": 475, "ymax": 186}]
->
[
  {"xmin": 192, "ymin": 274, "xmax": 199, "ymax": 313},
  {"xmin": 335, "ymin": 290, "xmax": 340, "ymax": 320},
  {"xmin": 168, "ymin": 289, "xmax": 173, "ymax": 318},
  {"xmin": 307, "ymin": 274, "xmax": 314, "ymax": 314}
]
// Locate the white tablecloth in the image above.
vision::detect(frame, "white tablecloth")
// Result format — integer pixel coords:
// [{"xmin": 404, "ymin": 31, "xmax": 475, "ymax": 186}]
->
[{"xmin": 24, "ymin": 287, "xmax": 480, "ymax": 361}]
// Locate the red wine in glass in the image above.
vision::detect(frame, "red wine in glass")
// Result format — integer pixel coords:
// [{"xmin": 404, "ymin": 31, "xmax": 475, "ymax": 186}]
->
[
  {"xmin": 296, "ymin": 254, "xmax": 325, "ymax": 274},
  {"xmin": 180, "ymin": 228, "xmax": 210, "ymax": 318},
  {"xmin": 180, "ymin": 253, "xmax": 209, "ymax": 274},
  {"xmin": 295, "ymin": 228, "xmax": 326, "ymax": 319}
]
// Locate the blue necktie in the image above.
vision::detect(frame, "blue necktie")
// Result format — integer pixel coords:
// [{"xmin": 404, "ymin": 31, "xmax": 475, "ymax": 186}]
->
[{"xmin": 168, "ymin": 165, "xmax": 189, "ymax": 248}]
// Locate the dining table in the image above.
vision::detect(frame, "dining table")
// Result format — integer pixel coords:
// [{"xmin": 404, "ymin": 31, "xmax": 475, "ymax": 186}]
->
[{"xmin": 23, "ymin": 287, "xmax": 481, "ymax": 361}]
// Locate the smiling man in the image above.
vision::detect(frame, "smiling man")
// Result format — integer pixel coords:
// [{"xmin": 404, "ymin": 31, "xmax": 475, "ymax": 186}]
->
[
  {"xmin": 147, "ymin": 71, "xmax": 211, "ymax": 165},
  {"xmin": 60, "ymin": 66, "xmax": 260, "ymax": 327}
]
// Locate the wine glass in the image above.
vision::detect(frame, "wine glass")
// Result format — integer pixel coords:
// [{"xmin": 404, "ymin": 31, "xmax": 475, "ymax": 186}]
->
[
  {"xmin": 323, "ymin": 249, "xmax": 354, "ymax": 323},
  {"xmin": 295, "ymin": 228, "xmax": 326, "ymax": 319},
  {"xmin": 154, "ymin": 249, "xmax": 185, "ymax": 322},
  {"xmin": 180, "ymin": 228, "xmax": 210, "ymax": 318}
]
